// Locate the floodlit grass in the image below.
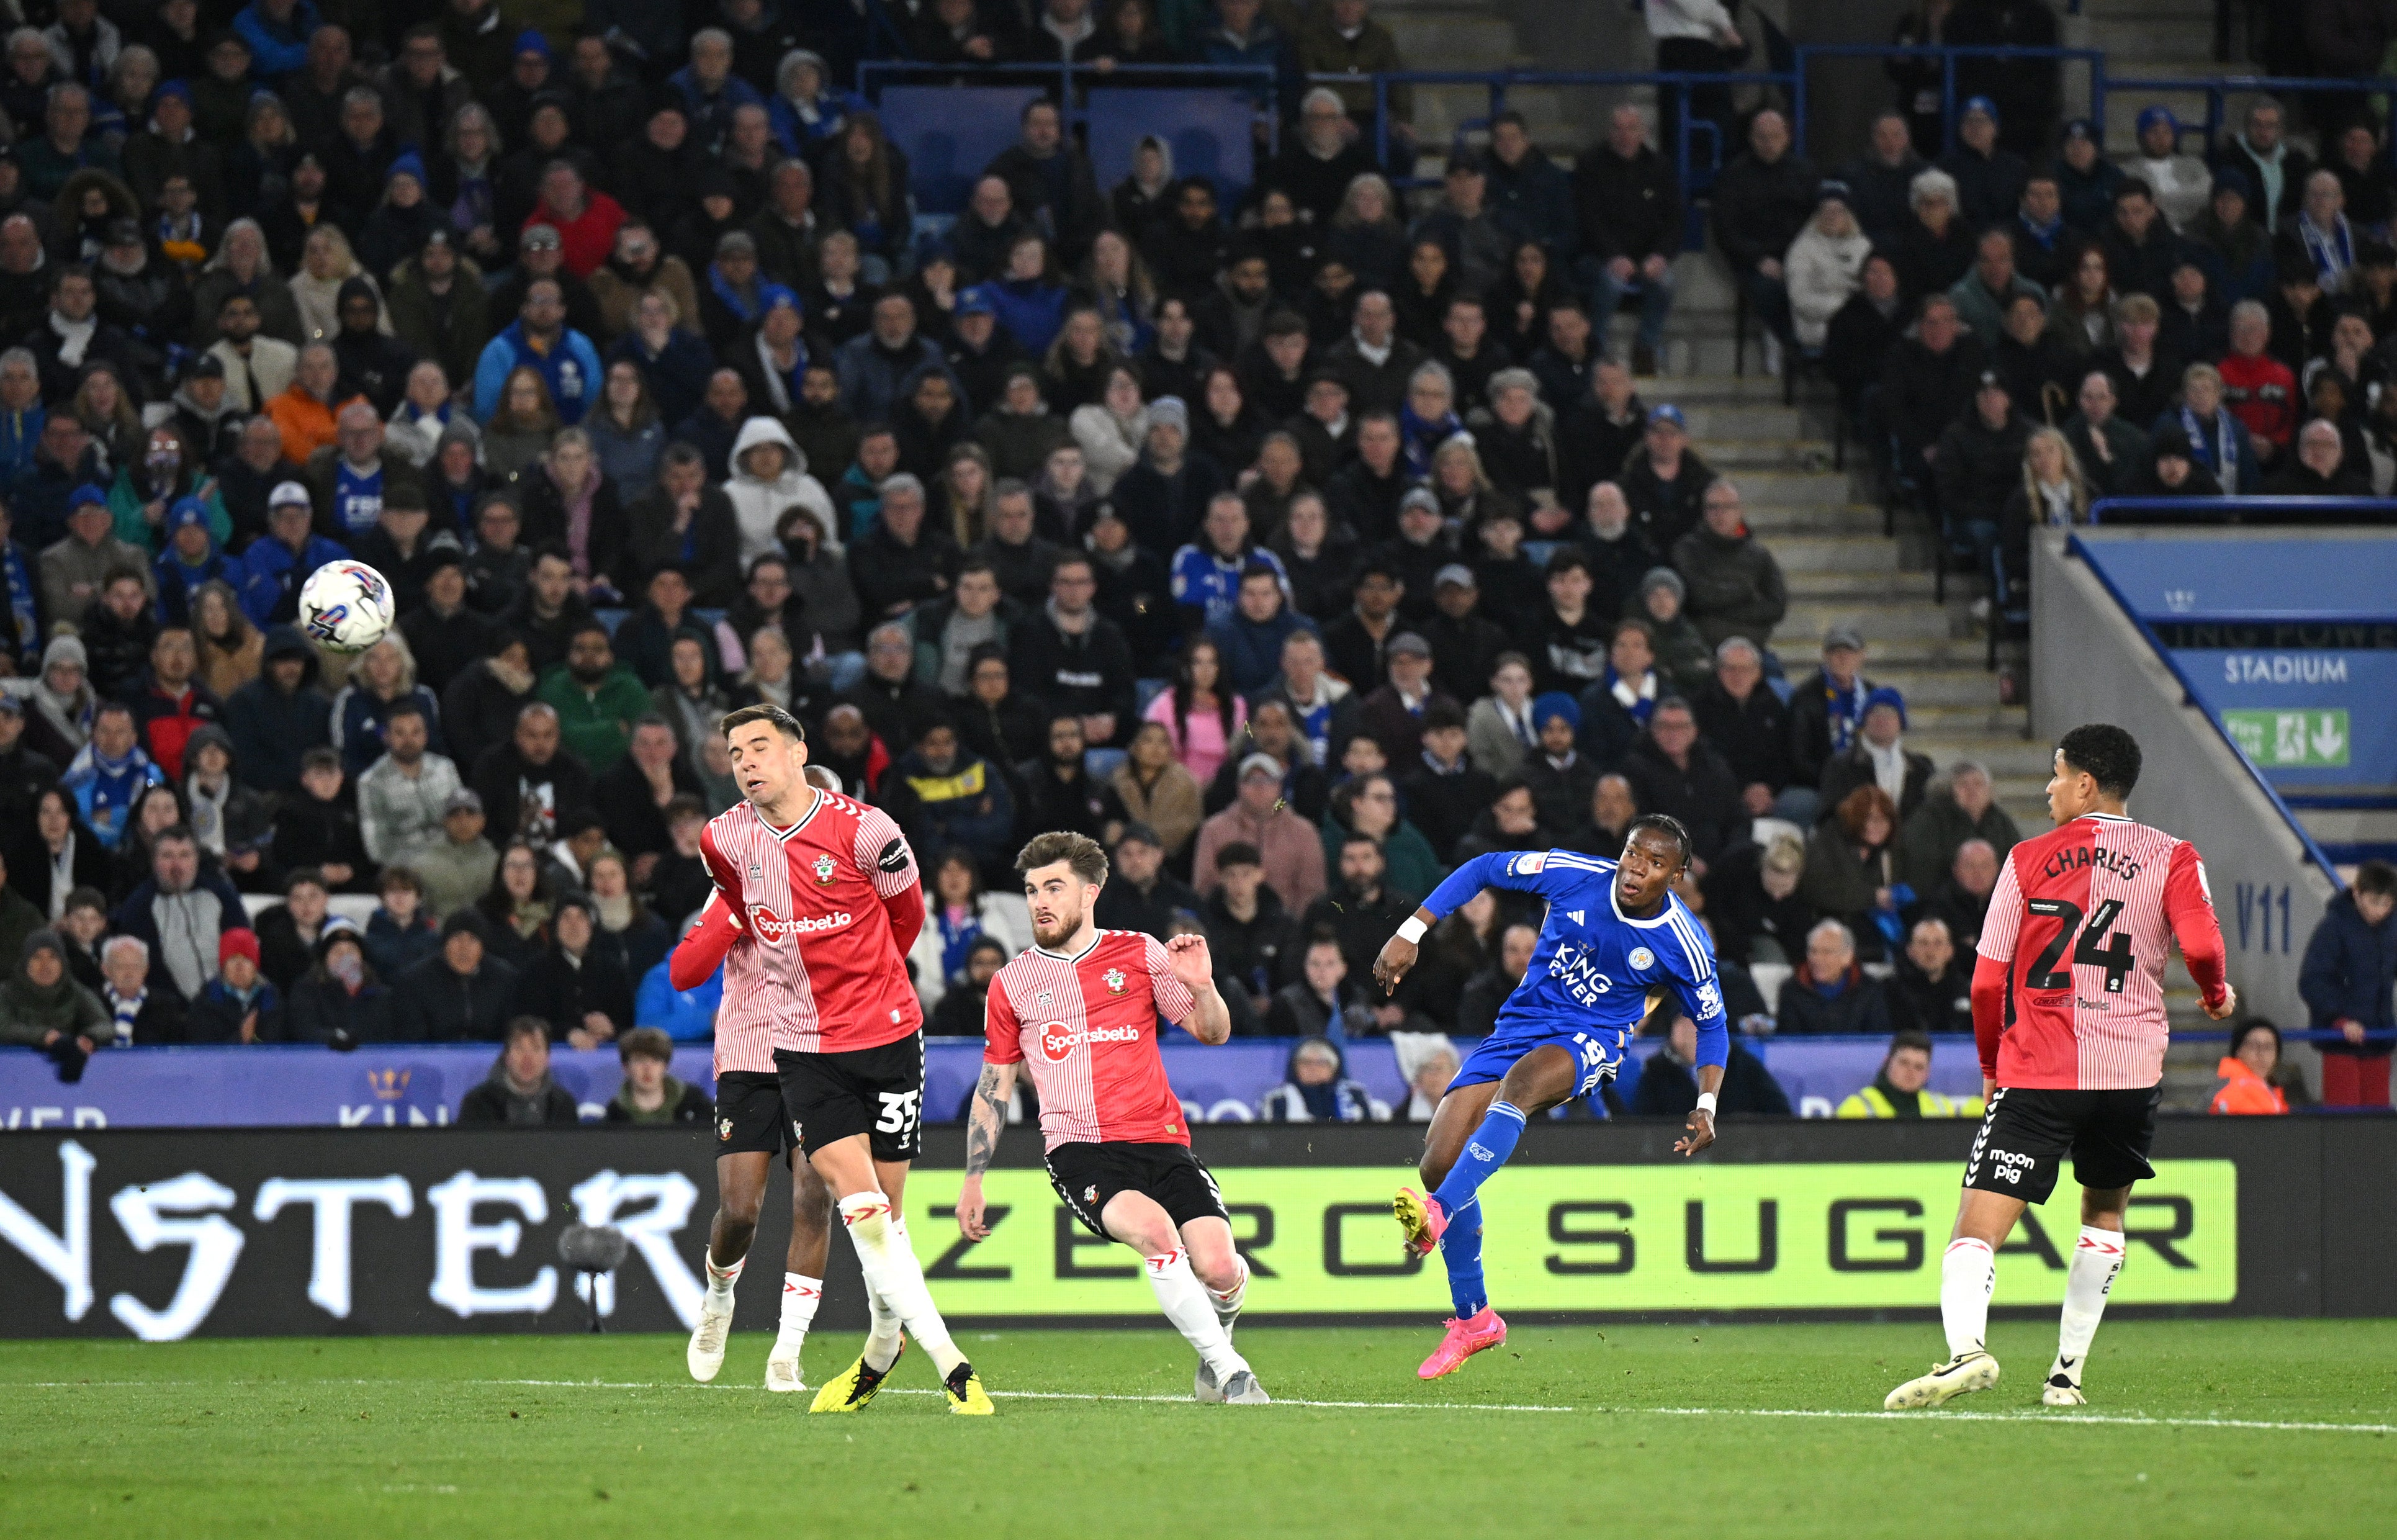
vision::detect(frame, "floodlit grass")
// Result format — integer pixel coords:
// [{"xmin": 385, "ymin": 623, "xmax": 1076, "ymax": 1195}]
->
[{"xmin": 2, "ymin": 1321, "xmax": 2391, "ymax": 1538}]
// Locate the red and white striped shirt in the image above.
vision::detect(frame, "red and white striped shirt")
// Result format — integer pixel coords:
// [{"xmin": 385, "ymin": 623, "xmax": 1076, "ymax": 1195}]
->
[
  {"xmin": 698, "ymin": 791, "xmax": 924, "ymax": 1058},
  {"xmin": 1975, "ymin": 811, "xmax": 2228, "ymax": 1090},
  {"xmin": 985, "ymin": 930, "xmax": 1198, "ymax": 1151}
]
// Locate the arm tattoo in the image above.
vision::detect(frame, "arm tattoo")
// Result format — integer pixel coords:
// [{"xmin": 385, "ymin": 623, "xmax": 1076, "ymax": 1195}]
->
[{"xmin": 965, "ymin": 1065, "xmax": 1007, "ymax": 1178}]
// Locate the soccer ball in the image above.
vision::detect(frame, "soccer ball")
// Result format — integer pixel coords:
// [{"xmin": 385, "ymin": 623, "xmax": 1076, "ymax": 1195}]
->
[{"xmin": 297, "ymin": 561, "xmax": 396, "ymax": 654}]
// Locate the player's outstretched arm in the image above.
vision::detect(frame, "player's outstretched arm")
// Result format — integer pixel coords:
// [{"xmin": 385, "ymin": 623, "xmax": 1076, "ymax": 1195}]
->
[
  {"xmin": 958, "ymin": 1060, "xmax": 1017, "ymax": 1241},
  {"xmin": 1375, "ymin": 850, "xmax": 1576, "ymax": 994},
  {"xmin": 1675, "ymin": 1063, "xmax": 1724, "ymax": 1156},
  {"xmin": 1164, "ymin": 934, "xmax": 1233, "ymax": 1044},
  {"xmin": 667, "ymin": 893, "xmax": 742, "ymax": 991}
]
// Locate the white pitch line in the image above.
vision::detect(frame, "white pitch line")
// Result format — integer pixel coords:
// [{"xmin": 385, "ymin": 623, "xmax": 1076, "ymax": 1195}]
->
[
  {"xmin": 17, "ymin": 1380, "xmax": 2393, "ymax": 1434},
  {"xmin": 1639, "ymin": 1407, "xmax": 2397, "ymax": 1435}
]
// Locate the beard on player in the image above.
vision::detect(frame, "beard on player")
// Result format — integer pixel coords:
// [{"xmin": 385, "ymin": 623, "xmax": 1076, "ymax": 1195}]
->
[{"xmin": 1027, "ymin": 876, "xmax": 1088, "ymax": 949}]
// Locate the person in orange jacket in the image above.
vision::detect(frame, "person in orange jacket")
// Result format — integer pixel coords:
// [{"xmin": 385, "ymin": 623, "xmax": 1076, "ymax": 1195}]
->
[{"xmin": 2211, "ymin": 1019, "xmax": 2290, "ymax": 1115}]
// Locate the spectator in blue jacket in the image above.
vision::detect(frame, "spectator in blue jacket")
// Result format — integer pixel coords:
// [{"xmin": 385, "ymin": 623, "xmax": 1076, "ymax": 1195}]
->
[
  {"xmin": 1207, "ymin": 561, "xmax": 1316, "ymax": 696},
  {"xmin": 237, "ymin": 482, "xmax": 346, "ymax": 627},
  {"xmin": 152, "ymin": 499, "xmax": 236, "ymax": 626},
  {"xmin": 635, "ymin": 943, "xmax": 721, "ymax": 1041},
  {"xmin": 0, "ymin": 347, "xmax": 45, "ymax": 502},
  {"xmin": 1172, "ymin": 499, "xmax": 1288, "ymax": 636},
  {"xmin": 984, "ymin": 232, "xmax": 1071, "ymax": 359},
  {"xmin": 473, "ymin": 277, "xmax": 601, "ymax": 426},
  {"xmin": 233, "ymin": 0, "xmax": 319, "ymax": 81},
  {"xmin": 222, "ymin": 623, "xmax": 331, "ymax": 796},
  {"xmin": 668, "ymin": 28, "xmax": 765, "ymax": 155},
  {"xmin": 2299, "ymin": 861, "xmax": 2397, "ymax": 1108}
]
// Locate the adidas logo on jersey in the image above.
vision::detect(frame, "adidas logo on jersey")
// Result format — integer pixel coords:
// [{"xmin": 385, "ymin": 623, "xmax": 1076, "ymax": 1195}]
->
[
  {"xmin": 1036, "ymin": 1020, "xmax": 1144, "ymax": 1063},
  {"xmin": 749, "ymin": 907, "xmax": 854, "ymax": 941}
]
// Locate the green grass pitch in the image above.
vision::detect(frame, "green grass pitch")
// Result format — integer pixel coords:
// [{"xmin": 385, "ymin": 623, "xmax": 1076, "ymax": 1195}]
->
[{"xmin": 3, "ymin": 1321, "xmax": 2391, "ymax": 1539}]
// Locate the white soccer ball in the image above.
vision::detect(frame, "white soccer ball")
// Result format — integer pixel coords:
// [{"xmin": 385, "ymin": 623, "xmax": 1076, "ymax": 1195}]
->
[{"xmin": 297, "ymin": 560, "xmax": 397, "ymax": 654}]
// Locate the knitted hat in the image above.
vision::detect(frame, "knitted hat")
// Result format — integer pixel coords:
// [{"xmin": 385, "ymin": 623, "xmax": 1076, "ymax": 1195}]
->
[
  {"xmin": 218, "ymin": 929, "xmax": 261, "ymax": 967},
  {"xmin": 1863, "ymin": 685, "xmax": 1908, "ymax": 728},
  {"xmin": 1146, "ymin": 395, "xmax": 1189, "ymax": 434}
]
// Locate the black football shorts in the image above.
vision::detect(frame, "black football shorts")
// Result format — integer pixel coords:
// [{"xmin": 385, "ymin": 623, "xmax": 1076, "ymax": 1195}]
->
[
  {"xmin": 1045, "ymin": 1140, "xmax": 1231, "ymax": 1240},
  {"xmin": 1963, "ymin": 1084, "xmax": 2160, "ymax": 1205},
  {"xmin": 775, "ymin": 1032, "xmax": 926, "ymax": 1161},
  {"xmin": 713, "ymin": 1071, "xmax": 800, "ymax": 1157}
]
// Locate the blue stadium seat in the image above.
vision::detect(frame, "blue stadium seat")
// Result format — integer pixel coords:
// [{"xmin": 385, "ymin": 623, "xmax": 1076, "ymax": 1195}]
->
[
  {"xmin": 1085, "ymin": 88, "xmax": 1258, "ymax": 209},
  {"xmin": 876, "ymin": 85, "xmax": 1048, "ymax": 216}
]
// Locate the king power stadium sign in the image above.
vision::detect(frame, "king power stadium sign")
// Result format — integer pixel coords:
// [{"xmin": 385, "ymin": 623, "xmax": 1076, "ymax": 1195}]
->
[{"xmin": 2221, "ymin": 709, "xmax": 2350, "ymax": 769}]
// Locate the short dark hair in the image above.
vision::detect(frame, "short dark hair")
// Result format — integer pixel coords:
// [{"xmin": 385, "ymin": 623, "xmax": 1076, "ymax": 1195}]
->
[
  {"xmin": 1545, "ymin": 546, "xmax": 1591, "ymax": 579},
  {"xmin": 1216, "ymin": 840, "xmax": 1262, "ymax": 869},
  {"xmin": 1624, "ymin": 812, "xmax": 1693, "ymax": 870},
  {"xmin": 1016, "ymin": 831, "xmax": 1108, "ymax": 886},
  {"xmin": 503, "ymin": 1014, "xmax": 550, "ymax": 1047},
  {"xmin": 2354, "ymin": 860, "xmax": 2396, "ymax": 898},
  {"xmin": 618, "ymin": 1025, "xmax": 674, "ymax": 1065},
  {"xmin": 1889, "ymin": 1030, "xmax": 1935, "ymax": 1057},
  {"xmin": 2056, "ymin": 723, "xmax": 2141, "ymax": 799},
  {"xmin": 720, "ymin": 703, "xmax": 806, "ymax": 742}
]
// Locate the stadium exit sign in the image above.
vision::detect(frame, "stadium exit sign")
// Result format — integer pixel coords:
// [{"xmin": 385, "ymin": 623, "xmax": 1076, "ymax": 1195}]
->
[{"xmin": 2223, "ymin": 709, "xmax": 2350, "ymax": 768}]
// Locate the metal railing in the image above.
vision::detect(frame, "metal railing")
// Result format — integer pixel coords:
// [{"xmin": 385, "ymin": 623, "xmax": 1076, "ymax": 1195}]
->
[
  {"xmin": 1791, "ymin": 44, "xmax": 2104, "ymax": 161},
  {"xmin": 2086, "ymin": 496, "xmax": 2397, "ymax": 526}
]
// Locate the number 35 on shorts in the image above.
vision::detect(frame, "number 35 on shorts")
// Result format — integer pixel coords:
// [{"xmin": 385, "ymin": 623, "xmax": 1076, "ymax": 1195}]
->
[
  {"xmin": 875, "ymin": 1090, "xmax": 922, "ymax": 1141},
  {"xmin": 1569, "ymin": 1033, "xmax": 1619, "ymax": 1094}
]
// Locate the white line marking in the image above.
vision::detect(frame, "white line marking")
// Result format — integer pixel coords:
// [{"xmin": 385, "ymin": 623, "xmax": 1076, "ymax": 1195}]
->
[
  {"xmin": 1640, "ymin": 1407, "xmax": 2397, "ymax": 1435},
  {"xmin": 15, "ymin": 1381, "xmax": 2391, "ymax": 1433}
]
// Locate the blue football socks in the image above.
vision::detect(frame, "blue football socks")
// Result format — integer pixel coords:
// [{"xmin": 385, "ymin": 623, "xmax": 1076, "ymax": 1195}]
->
[
  {"xmin": 1432, "ymin": 1101, "xmax": 1526, "ymax": 1218},
  {"xmin": 1441, "ymin": 1197, "xmax": 1486, "ymax": 1318}
]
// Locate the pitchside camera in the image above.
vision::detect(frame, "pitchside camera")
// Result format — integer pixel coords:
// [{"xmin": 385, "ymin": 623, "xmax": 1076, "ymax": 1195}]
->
[{"xmin": 558, "ymin": 1223, "xmax": 630, "ymax": 1333}]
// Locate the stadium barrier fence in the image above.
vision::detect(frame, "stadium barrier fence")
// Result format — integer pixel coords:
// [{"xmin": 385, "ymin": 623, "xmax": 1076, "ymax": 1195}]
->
[
  {"xmin": 2032, "ymin": 527, "xmax": 2349, "ymax": 1026},
  {"xmin": 2, "ymin": 1120, "xmax": 2385, "ymax": 1339}
]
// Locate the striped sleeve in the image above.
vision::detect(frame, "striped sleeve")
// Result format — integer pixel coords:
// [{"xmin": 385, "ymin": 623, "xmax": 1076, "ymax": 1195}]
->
[
  {"xmin": 1976, "ymin": 855, "xmax": 2026, "ymax": 962},
  {"xmin": 984, "ymin": 968, "xmax": 1025, "ymax": 1064},
  {"xmin": 1143, "ymin": 933, "xmax": 1198, "ymax": 1030}
]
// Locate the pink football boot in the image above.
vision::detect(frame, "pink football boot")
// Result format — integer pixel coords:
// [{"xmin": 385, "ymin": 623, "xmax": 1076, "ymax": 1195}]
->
[
  {"xmin": 1417, "ymin": 1307, "xmax": 1507, "ymax": 1380},
  {"xmin": 1393, "ymin": 1187, "xmax": 1449, "ymax": 1257}
]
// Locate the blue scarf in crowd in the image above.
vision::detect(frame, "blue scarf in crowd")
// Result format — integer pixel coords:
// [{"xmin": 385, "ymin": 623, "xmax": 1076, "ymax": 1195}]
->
[
  {"xmin": 2298, "ymin": 210, "xmax": 2355, "ymax": 290},
  {"xmin": 2179, "ymin": 404, "xmax": 2239, "ymax": 485},
  {"xmin": 1822, "ymin": 673, "xmax": 1870, "ymax": 752}
]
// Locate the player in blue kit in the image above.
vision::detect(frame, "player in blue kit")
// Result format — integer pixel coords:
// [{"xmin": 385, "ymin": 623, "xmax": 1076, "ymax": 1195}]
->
[{"xmin": 1369, "ymin": 815, "xmax": 1728, "ymax": 1379}]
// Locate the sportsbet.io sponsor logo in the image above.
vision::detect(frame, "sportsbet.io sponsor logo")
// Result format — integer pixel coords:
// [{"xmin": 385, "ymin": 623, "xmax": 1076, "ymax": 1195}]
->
[
  {"xmin": 1035, "ymin": 1020, "xmax": 1144, "ymax": 1063},
  {"xmin": 747, "ymin": 906, "xmax": 853, "ymax": 941}
]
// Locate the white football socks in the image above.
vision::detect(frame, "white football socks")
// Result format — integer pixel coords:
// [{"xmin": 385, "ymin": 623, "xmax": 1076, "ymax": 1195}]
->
[
  {"xmin": 1208, "ymin": 1254, "xmax": 1249, "ymax": 1325},
  {"xmin": 2052, "ymin": 1225, "xmax": 2126, "ymax": 1380},
  {"xmin": 839, "ymin": 1194, "xmax": 964, "ymax": 1377},
  {"xmin": 704, "ymin": 1253, "xmax": 744, "ymax": 1305},
  {"xmin": 1147, "ymin": 1249, "xmax": 1246, "ymax": 1380},
  {"xmin": 774, "ymin": 1272, "xmax": 822, "ymax": 1357},
  {"xmin": 1941, "ymin": 1237, "xmax": 1996, "ymax": 1360}
]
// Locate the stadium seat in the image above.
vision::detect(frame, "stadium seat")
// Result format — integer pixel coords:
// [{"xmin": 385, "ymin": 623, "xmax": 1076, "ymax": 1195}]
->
[
  {"xmin": 1086, "ymin": 89, "xmax": 1261, "ymax": 213},
  {"xmin": 876, "ymin": 85, "xmax": 1050, "ymax": 215}
]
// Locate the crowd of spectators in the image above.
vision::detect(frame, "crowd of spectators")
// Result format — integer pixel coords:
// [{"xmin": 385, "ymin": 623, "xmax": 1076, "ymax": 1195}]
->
[{"xmin": 0, "ymin": 0, "xmax": 2378, "ymax": 1117}]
